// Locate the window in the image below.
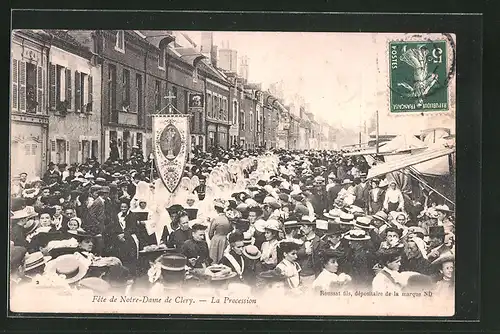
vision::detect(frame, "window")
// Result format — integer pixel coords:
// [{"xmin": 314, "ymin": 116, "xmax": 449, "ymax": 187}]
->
[
  {"xmin": 135, "ymin": 74, "xmax": 142, "ymax": 114},
  {"xmin": 56, "ymin": 139, "xmax": 67, "ymax": 164},
  {"xmin": 122, "ymin": 69, "xmax": 130, "ymax": 109},
  {"xmin": 91, "ymin": 140, "xmax": 98, "ymax": 160},
  {"xmin": 109, "ymin": 64, "xmax": 117, "ymax": 111},
  {"xmin": 159, "ymin": 48, "xmax": 166, "ymax": 69},
  {"xmin": 81, "ymin": 140, "xmax": 90, "ymax": 162},
  {"xmin": 136, "ymin": 133, "xmax": 143, "ymax": 148},
  {"xmin": 240, "ymin": 109, "xmax": 245, "ymax": 130},
  {"xmin": 76, "ymin": 72, "xmax": 88, "ymax": 112},
  {"xmin": 115, "ymin": 30, "xmax": 125, "ymax": 53},
  {"xmin": 233, "ymin": 101, "xmax": 238, "ymax": 125},
  {"xmin": 25, "ymin": 63, "xmax": 37, "ymax": 113},
  {"xmin": 209, "ymin": 131, "xmax": 215, "ymax": 147},
  {"xmin": 206, "ymin": 93, "xmax": 212, "ymax": 118},
  {"xmin": 154, "ymin": 80, "xmax": 161, "ymax": 112},
  {"xmin": 250, "ymin": 111, "xmax": 254, "ymax": 131}
]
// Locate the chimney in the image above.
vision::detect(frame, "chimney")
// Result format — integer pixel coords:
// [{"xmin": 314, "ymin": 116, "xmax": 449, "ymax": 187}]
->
[{"xmin": 211, "ymin": 45, "xmax": 218, "ymax": 67}]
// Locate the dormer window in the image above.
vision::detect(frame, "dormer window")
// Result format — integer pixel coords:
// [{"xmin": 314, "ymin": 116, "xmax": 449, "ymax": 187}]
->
[{"xmin": 115, "ymin": 31, "xmax": 125, "ymax": 53}]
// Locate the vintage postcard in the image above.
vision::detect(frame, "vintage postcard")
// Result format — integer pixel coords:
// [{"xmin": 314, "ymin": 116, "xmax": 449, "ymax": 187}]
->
[{"xmin": 9, "ymin": 30, "xmax": 456, "ymax": 316}]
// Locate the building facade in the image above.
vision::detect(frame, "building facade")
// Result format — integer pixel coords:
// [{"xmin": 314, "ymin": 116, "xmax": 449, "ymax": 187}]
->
[
  {"xmin": 46, "ymin": 30, "xmax": 102, "ymax": 165},
  {"xmin": 11, "ymin": 30, "xmax": 50, "ymax": 178},
  {"xmin": 203, "ymin": 63, "xmax": 231, "ymax": 150},
  {"xmin": 240, "ymin": 89, "xmax": 257, "ymax": 150}
]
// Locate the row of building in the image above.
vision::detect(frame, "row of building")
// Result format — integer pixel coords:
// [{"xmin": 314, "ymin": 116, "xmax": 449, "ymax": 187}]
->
[{"xmin": 10, "ymin": 30, "xmax": 337, "ymax": 177}]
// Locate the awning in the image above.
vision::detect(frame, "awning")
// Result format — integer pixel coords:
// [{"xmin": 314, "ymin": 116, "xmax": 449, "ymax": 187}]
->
[{"xmin": 366, "ymin": 147, "xmax": 455, "ymax": 180}]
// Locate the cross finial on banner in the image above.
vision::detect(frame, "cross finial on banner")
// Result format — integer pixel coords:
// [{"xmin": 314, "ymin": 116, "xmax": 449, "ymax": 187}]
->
[{"xmin": 165, "ymin": 91, "xmax": 177, "ymax": 114}]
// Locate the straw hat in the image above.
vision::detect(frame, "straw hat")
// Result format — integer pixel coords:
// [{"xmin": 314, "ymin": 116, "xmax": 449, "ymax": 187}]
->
[
  {"xmin": 354, "ymin": 216, "xmax": 375, "ymax": 230},
  {"xmin": 45, "ymin": 254, "xmax": 90, "ymax": 284},
  {"xmin": 242, "ymin": 245, "xmax": 261, "ymax": 260},
  {"xmin": 23, "ymin": 252, "xmax": 52, "ymax": 273},
  {"xmin": 265, "ymin": 219, "xmax": 281, "ymax": 232},
  {"xmin": 344, "ymin": 229, "xmax": 371, "ymax": 241},
  {"xmin": 335, "ymin": 212, "xmax": 355, "ymax": 225}
]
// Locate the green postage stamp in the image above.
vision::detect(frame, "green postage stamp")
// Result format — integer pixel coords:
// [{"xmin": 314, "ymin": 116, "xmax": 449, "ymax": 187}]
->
[{"xmin": 389, "ymin": 40, "xmax": 449, "ymax": 113}]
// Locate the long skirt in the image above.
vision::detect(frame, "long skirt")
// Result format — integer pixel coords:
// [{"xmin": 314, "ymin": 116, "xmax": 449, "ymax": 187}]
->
[{"xmin": 209, "ymin": 234, "xmax": 229, "ymax": 264}]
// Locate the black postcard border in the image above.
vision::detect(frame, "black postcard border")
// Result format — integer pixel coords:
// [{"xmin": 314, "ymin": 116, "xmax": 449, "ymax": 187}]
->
[{"xmin": 4, "ymin": 9, "xmax": 484, "ymax": 333}]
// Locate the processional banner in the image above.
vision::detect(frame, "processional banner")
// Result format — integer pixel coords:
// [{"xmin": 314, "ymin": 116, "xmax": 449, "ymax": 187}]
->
[{"xmin": 152, "ymin": 114, "xmax": 190, "ymax": 193}]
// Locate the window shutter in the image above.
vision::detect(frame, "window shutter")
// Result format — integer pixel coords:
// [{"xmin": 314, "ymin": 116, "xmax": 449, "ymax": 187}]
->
[
  {"xmin": 75, "ymin": 71, "xmax": 81, "ymax": 112},
  {"xmin": 65, "ymin": 68, "xmax": 72, "ymax": 108},
  {"xmin": 37, "ymin": 66, "xmax": 43, "ymax": 113},
  {"xmin": 49, "ymin": 63, "xmax": 56, "ymax": 110},
  {"xmin": 19, "ymin": 61, "xmax": 26, "ymax": 112},
  {"xmin": 11, "ymin": 59, "xmax": 18, "ymax": 110},
  {"xmin": 51, "ymin": 140, "xmax": 56, "ymax": 151},
  {"xmin": 88, "ymin": 76, "xmax": 93, "ymax": 112}
]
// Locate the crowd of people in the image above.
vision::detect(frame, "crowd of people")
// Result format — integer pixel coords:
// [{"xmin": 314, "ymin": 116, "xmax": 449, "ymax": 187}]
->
[{"xmin": 9, "ymin": 145, "xmax": 455, "ymax": 299}]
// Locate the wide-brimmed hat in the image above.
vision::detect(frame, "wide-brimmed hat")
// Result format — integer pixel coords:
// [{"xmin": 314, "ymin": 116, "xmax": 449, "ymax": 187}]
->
[
  {"xmin": 11, "ymin": 206, "xmax": 38, "ymax": 220},
  {"xmin": 23, "ymin": 251, "xmax": 52, "ymax": 273},
  {"xmin": 45, "ymin": 254, "xmax": 90, "ymax": 284},
  {"xmin": 354, "ymin": 216, "xmax": 375, "ymax": 230},
  {"xmin": 372, "ymin": 211, "xmax": 388, "ymax": 223},
  {"xmin": 242, "ymin": 245, "xmax": 261, "ymax": 260},
  {"xmin": 431, "ymin": 251, "xmax": 455, "ymax": 266},
  {"xmin": 300, "ymin": 215, "xmax": 316, "ymax": 225},
  {"xmin": 344, "ymin": 229, "xmax": 371, "ymax": 241},
  {"xmin": 335, "ymin": 212, "xmax": 355, "ymax": 225},
  {"xmin": 324, "ymin": 208, "xmax": 343, "ymax": 220},
  {"xmin": 68, "ymin": 228, "xmax": 93, "ymax": 240},
  {"xmin": 283, "ymin": 219, "xmax": 301, "ymax": 229},
  {"xmin": 435, "ymin": 204, "xmax": 454, "ymax": 214},
  {"xmin": 378, "ymin": 179, "xmax": 389, "ymax": 188},
  {"xmin": 265, "ymin": 219, "xmax": 281, "ymax": 232}
]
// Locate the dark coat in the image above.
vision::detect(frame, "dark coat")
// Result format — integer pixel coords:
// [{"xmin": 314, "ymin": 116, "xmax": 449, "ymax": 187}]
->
[
  {"xmin": 43, "ymin": 170, "xmax": 61, "ymax": 185},
  {"xmin": 327, "ymin": 184, "xmax": 343, "ymax": 209},
  {"xmin": 296, "ymin": 235, "xmax": 328, "ymax": 277},
  {"xmin": 137, "ymin": 225, "xmax": 169, "ymax": 250},
  {"xmin": 166, "ymin": 228, "xmax": 192, "ymax": 250},
  {"xmin": 346, "ymin": 247, "xmax": 377, "ymax": 288},
  {"xmin": 181, "ymin": 239, "xmax": 212, "ymax": 268},
  {"xmin": 400, "ymin": 255, "xmax": 432, "ymax": 275},
  {"xmin": 85, "ymin": 197, "xmax": 106, "ymax": 236}
]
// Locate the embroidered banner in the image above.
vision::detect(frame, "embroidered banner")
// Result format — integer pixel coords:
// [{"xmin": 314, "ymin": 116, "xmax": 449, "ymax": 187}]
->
[{"xmin": 152, "ymin": 114, "xmax": 190, "ymax": 193}]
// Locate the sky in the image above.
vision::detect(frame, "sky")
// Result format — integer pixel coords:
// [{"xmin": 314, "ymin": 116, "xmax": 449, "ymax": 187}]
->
[{"xmin": 177, "ymin": 31, "xmax": 386, "ymax": 130}]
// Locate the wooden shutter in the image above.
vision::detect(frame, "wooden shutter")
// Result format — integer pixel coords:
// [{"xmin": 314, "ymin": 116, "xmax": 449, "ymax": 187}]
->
[
  {"xmin": 49, "ymin": 63, "xmax": 56, "ymax": 110},
  {"xmin": 37, "ymin": 66, "xmax": 43, "ymax": 113},
  {"xmin": 65, "ymin": 68, "xmax": 72, "ymax": 108},
  {"xmin": 75, "ymin": 71, "xmax": 81, "ymax": 112},
  {"xmin": 11, "ymin": 59, "xmax": 18, "ymax": 110},
  {"xmin": 19, "ymin": 61, "xmax": 26, "ymax": 112},
  {"xmin": 88, "ymin": 76, "xmax": 93, "ymax": 112}
]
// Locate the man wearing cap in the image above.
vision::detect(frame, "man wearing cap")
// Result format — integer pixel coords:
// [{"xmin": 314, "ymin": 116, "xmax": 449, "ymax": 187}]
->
[
  {"xmin": 43, "ymin": 162, "xmax": 61, "ymax": 185},
  {"xmin": 353, "ymin": 175, "xmax": 370, "ymax": 211},
  {"xmin": 426, "ymin": 226, "xmax": 452, "ymax": 263},
  {"xmin": 181, "ymin": 224, "xmax": 212, "ymax": 269},
  {"xmin": 296, "ymin": 216, "xmax": 328, "ymax": 288}
]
